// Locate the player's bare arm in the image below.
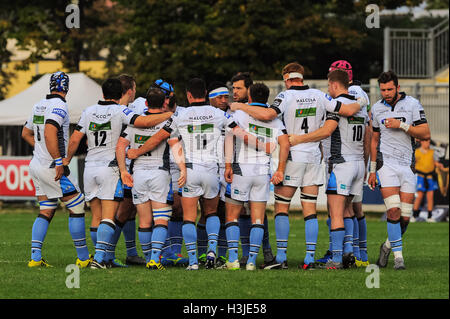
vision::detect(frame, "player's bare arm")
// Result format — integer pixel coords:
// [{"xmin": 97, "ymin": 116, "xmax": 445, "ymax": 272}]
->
[
  {"xmin": 116, "ymin": 136, "xmax": 133, "ymax": 187},
  {"xmin": 336, "ymin": 96, "xmax": 368, "ymax": 117},
  {"xmin": 367, "ymin": 130, "xmax": 380, "ymax": 190},
  {"xmin": 231, "ymin": 125, "xmax": 276, "ymax": 155},
  {"xmin": 127, "ymin": 128, "xmax": 170, "ymax": 159},
  {"xmin": 384, "ymin": 119, "xmax": 430, "ymax": 141},
  {"xmin": 133, "ymin": 111, "xmax": 173, "ymax": 128},
  {"xmin": 230, "ymin": 102, "xmax": 278, "ymax": 121},
  {"xmin": 288, "ymin": 119, "xmax": 338, "ymax": 146},
  {"xmin": 21, "ymin": 126, "xmax": 35, "ymax": 148},
  {"xmin": 168, "ymin": 138, "xmax": 186, "ymax": 187},
  {"xmin": 64, "ymin": 129, "xmax": 85, "ymax": 166},
  {"xmin": 271, "ymin": 134, "xmax": 289, "ymax": 185}
]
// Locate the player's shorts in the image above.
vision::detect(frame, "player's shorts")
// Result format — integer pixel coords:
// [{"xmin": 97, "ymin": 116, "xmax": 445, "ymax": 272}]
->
[
  {"xmin": 132, "ymin": 169, "xmax": 171, "ymax": 205},
  {"xmin": 83, "ymin": 165, "xmax": 123, "ymax": 202},
  {"xmin": 29, "ymin": 157, "xmax": 80, "ymax": 199},
  {"xmin": 230, "ymin": 174, "xmax": 270, "ymax": 202},
  {"xmin": 182, "ymin": 167, "xmax": 220, "ymax": 199},
  {"xmin": 326, "ymin": 161, "xmax": 365, "ymax": 196},
  {"xmin": 377, "ymin": 161, "xmax": 416, "ymax": 194},
  {"xmin": 283, "ymin": 161, "xmax": 324, "ymax": 188},
  {"xmin": 416, "ymin": 173, "xmax": 438, "ymax": 192}
]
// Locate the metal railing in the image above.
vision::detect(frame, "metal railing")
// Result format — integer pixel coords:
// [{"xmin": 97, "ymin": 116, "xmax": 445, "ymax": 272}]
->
[{"xmin": 383, "ymin": 18, "xmax": 449, "ymax": 78}]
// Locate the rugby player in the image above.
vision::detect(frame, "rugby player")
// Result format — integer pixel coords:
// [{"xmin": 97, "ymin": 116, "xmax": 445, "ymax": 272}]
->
[
  {"xmin": 290, "ymin": 69, "xmax": 370, "ymax": 269},
  {"xmin": 65, "ymin": 78, "xmax": 173, "ymax": 269},
  {"xmin": 231, "ymin": 62, "xmax": 367, "ymax": 270},
  {"xmin": 22, "ymin": 72, "xmax": 91, "ymax": 268},
  {"xmin": 224, "ymin": 83, "xmax": 289, "ymax": 270},
  {"xmin": 116, "ymin": 87, "xmax": 186, "ymax": 270},
  {"xmin": 368, "ymin": 70, "xmax": 430, "ymax": 270}
]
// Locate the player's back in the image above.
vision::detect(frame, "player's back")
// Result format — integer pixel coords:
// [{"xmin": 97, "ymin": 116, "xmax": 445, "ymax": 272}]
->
[
  {"xmin": 27, "ymin": 94, "xmax": 70, "ymax": 166},
  {"xmin": 329, "ymin": 94, "xmax": 368, "ymax": 164},
  {"xmin": 169, "ymin": 104, "xmax": 228, "ymax": 169},
  {"xmin": 272, "ymin": 86, "xmax": 339, "ymax": 163},
  {"xmin": 78, "ymin": 101, "xmax": 138, "ymax": 166},
  {"xmin": 232, "ymin": 108, "xmax": 285, "ymax": 176},
  {"xmin": 123, "ymin": 115, "xmax": 170, "ymax": 171}
]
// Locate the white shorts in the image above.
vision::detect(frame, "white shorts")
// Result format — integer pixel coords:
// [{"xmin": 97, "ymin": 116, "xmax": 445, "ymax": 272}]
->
[
  {"xmin": 83, "ymin": 165, "xmax": 123, "ymax": 201},
  {"xmin": 182, "ymin": 167, "xmax": 220, "ymax": 199},
  {"xmin": 132, "ymin": 169, "xmax": 171, "ymax": 205},
  {"xmin": 377, "ymin": 161, "xmax": 416, "ymax": 194},
  {"xmin": 230, "ymin": 174, "xmax": 270, "ymax": 202},
  {"xmin": 29, "ymin": 157, "xmax": 80, "ymax": 199},
  {"xmin": 283, "ymin": 161, "xmax": 324, "ymax": 188},
  {"xmin": 326, "ymin": 161, "xmax": 365, "ymax": 196}
]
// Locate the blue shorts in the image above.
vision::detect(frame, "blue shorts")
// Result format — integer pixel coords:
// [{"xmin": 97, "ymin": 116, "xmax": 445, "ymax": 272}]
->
[{"xmin": 416, "ymin": 174, "xmax": 438, "ymax": 192}]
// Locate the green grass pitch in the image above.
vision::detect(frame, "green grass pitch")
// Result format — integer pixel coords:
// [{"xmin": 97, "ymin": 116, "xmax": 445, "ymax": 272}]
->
[{"xmin": 0, "ymin": 208, "xmax": 448, "ymax": 299}]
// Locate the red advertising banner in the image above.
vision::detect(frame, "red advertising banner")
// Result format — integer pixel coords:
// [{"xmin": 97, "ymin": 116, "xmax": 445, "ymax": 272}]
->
[{"xmin": 0, "ymin": 157, "xmax": 35, "ymax": 199}]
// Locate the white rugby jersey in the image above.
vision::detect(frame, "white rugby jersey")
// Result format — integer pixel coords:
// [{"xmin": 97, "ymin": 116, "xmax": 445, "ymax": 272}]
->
[
  {"xmin": 121, "ymin": 113, "xmax": 170, "ymax": 171},
  {"xmin": 323, "ymin": 83, "xmax": 371, "ymax": 162},
  {"xmin": 270, "ymin": 85, "xmax": 343, "ymax": 164},
  {"xmin": 25, "ymin": 94, "xmax": 70, "ymax": 167},
  {"xmin": 162, "ymin": 103, "xmax": 236, "ymax": 171},
  {"xmin": 327, "ymin": 94, "xmax": 369, "ymax": 164},
  {"xmin": 75, "ymin": 101, "xmax": 139, "ymax": 166},
  {"xmin": 230, "ymin": 106, "xmax": 287, "ymax": 176},
  {"xmin": 128, "ymin": 97, "xmax": 147, "ymax": 115},
  {"xmin": 372, "ymin": 92, "xmax": 427, "ymax": 166}
]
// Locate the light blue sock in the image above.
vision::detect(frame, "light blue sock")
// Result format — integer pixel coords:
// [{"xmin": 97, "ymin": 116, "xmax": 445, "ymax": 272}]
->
[
  {"xmin": 90, "ymin": 227, "xmax": 98, "ymax": 248},
  {"xmin": 161, "ymin": 237, "xmax": 172, "ymax": 258},
  {"xmin": 206, "ymin": 215, "xmax": 220, "ymax": 255},
  {"xmin": 218, "ymin": 224, "xmax": 227, "ymax": 258},
  {"xmin": 150, "ymin": 225, "xmax": 168, "ymax": 262},
  {"xmin": 387, "ymin": 219, "xmax": 402, "ymax": 253},
  {"xmin": 123, "ymin": 218, "xmax": 138, "ymax": 257},
  {"xmin": 68, "ymin": 214, "xmax": 89, "ymax": 261},
  {"xmin": 352, "ymin": 217, "xmax": 361, "ymax": 260},
  {"xmin": 331, "ymin": 228, "xmax": 345, "ymax": 263},
  {"xmin": 31, "ymin": 214, "xmax": 51, "ymax": 261},
  {"xmin": 262, "ymin": 214, "xmax": 271, "ymax": 250},
  {"xmin": 196, "ymin": 223, "xmax": 207, "ymax": 256},
  {"xmin": 94, "ymin": 220, "xmax": 116, "ymax": 263},
  {"xmin": 275, "ymin": 213, "xmax": 289, "ymax": 263},
  {"xmin": 225, "ymin": 222, "xmax": 240, "ymax": 262},
  {"xmin": 169, "ymin": 220, "xmax": 183, "ymax": 255},
  {"xmin": 343, "ymin": 217, "xmax": 354, "ymax": 254},
  {"xmin": 248, "ymin": 224, "xmax": 264, "ymax": 265},
  {"xmin": 138, "ymin": 227, "xmax": 152, "ymax": 263},
  {"xmin": 239, "ymin": 216, "xmax": 251, "ymax": 258},
  {"xmin": 105, "ymin": 221, "xmax": 123, "ymax": 262},
  {"xmin": 304, "ymin": 215, "xmax": 318, "ymax": 265},
  {"xmin": 183, "ymin": 222, "xmax": 198, "ymax": 266},
  {"xmin": 358, "ymin": 216, "xmax": 368, "ymax": 262}
]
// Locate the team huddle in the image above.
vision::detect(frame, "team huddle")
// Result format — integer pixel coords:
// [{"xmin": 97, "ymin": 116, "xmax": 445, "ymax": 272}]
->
[{"xmin": 22, "ymin": 60, "xmax": 430, "ymax": 271}]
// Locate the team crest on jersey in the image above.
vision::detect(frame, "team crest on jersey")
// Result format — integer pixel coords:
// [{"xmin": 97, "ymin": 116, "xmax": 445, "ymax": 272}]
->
[
  {"xmin": 249, "ymin": 123, "xmax": 272, "ymax": 138},
  {"xmin": 295, "ymin": 108, "xmax": 316, "ymax": 117},
  {"xmin": 52, "ymin": 108, "xmax": 67, "ymax": 118}
]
